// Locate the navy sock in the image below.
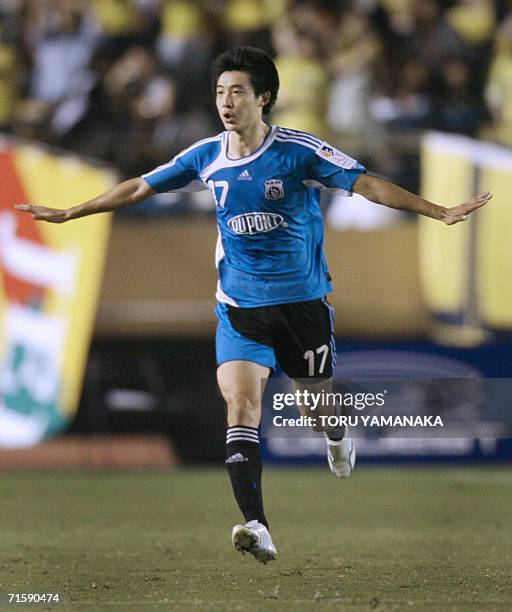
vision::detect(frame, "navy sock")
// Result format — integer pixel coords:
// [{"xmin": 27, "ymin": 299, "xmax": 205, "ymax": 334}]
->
[
  {"xmin": 325, "ymin": 426, "xmax": 345, "ymax": 441},
  {"xmin": 326, "ymin": 398, "xmax": 346, "ymax": 440},
  {"xmin": 226, "ymin": 425, "xmax": 268, "ymax": 529}
]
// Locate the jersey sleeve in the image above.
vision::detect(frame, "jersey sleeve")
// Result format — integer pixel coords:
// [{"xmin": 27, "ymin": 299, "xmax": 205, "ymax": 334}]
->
[
  {"xmin": 141, "ymin": 148, "xmax": 207, "ymax": 193},
  {"xmin": 307, "ymin": 142, "xmax": 366, "ymax": 195}
]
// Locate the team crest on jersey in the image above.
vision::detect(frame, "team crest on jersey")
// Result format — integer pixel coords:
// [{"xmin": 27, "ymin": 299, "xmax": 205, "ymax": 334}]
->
[
  {"xmin": 264, "ymin": 179, "xmax": 285, "ymax": 200},
  {"xmin": 228, "ymin": 212, "xmax": 284, "ymax": 235},
  {"xmin": 317, "ymin": 144, "xmax": 353, "ymax": 168}
]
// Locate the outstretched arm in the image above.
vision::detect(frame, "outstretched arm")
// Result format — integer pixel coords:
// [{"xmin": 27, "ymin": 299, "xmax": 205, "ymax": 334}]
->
[
  {"xmin": 15, "ymin": 177, "xmax": 156, "ymax": 223},
  {"xmin": 352, "ymin": 173, "xmax": 492, "ymax": 225}
]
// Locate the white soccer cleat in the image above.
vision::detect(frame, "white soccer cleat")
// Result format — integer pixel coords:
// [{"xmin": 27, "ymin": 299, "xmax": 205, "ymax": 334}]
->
[
  {"xmin": 326, "ymin": 437, "xmax": 356, "ymax": 478},
  {"xmin": 231, "ymin": 520, "xmax": 277, "ymax": 564}
]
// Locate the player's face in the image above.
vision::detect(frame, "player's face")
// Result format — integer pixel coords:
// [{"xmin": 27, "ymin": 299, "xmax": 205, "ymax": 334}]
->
[{"xmin": 216, "ymin": 71, "xmax": 266, "ymax": 132}]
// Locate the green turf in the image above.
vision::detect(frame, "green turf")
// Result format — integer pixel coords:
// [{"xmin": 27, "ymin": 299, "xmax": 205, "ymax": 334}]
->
[{"xmin": 0, "ymin": 467, "xmax": 511, "ymax": 611}]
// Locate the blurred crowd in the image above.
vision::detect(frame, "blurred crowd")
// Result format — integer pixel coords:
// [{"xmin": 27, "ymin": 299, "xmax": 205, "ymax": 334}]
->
[{"xmin": 1, "ymin": 0, "xmax": 512, "ymax": 193}]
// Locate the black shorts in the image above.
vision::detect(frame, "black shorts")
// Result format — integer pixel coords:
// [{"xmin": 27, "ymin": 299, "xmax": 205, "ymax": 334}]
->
[{"xmin": 216, "ymin": 297, "xmax": 336, "ymax": 379}]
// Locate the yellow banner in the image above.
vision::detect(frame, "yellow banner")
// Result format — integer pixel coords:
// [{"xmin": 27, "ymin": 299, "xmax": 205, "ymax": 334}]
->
[
  {"xmin": 477, "ymin": 151, "xmax": 512, "ymax": 327},
  {"xmin": 419, "ymin": 132, "xmax": 512, "ymax": 341},
  {"xmin": 419, "ymin": 133, "xmax": 474, "ymax": 313},
  {"xmin": 0, "ymin": 141, "xmax": 115, "ymax": 447}
]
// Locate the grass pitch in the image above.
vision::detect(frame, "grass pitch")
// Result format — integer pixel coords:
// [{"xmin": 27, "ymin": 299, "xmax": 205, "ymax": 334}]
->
[{"xmin": 1, "ymin": 467, "xmax": 511, "ymax": 611}]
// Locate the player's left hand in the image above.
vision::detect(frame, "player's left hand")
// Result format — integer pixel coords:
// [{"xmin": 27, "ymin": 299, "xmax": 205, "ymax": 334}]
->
[{"xmin": 440, "ymin": 191, "xmax": 492, "ymax": 225}]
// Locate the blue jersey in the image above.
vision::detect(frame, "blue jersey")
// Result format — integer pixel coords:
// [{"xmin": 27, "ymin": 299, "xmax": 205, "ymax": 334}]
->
[{"xmin": 142, "ymin": 125, "xmax": 366, "ymax": 308}]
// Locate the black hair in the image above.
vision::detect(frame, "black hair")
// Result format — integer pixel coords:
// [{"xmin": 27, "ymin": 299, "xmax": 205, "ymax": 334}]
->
[{"xmin": 211, "ymin": 47, "xmax": 280, "ymax": 115}]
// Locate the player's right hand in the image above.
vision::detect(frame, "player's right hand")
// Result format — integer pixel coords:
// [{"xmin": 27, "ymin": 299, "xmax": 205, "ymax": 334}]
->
[{"xmin": 14, "ymin": 204, "xmax": 70, "ymax": 223}]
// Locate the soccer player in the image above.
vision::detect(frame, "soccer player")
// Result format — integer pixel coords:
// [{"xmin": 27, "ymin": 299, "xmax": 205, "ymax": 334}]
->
[{"xmin": 16, "ymin": 47, "xmax": 491, "ymax": 564}]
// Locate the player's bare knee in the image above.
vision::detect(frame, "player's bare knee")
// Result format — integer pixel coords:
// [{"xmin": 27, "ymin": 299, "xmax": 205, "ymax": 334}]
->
[{"xmin": 224, "ymin": 392, "xmax": 260, "ymax": 426}]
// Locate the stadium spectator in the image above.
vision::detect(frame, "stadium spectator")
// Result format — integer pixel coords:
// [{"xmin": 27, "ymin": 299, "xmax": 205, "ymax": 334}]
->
[
  {"xmin": 100, "ymin": 45, "xmax": 213, "ymax": 176},
  {"xmin": 289, "ymin": 0, "xmax": 342, "ymax": 51},
  {"xmin": 445, "ymin": 0, "xmax": 496, "ymax": 95},
  {"xmin": 92, "ymin": 0, "xmax": 154, "ymax": 61},
  {"xmin": 272, "ymin": 19, "xmax": 328, "ymax": 137},
  {"xmin": 154, "ymin": 0, "xmax": 217, "ymax": 112},
  {"xmin": 326, "ymin": 6, "xmax": 381, "ymax": 135},
  {"xmin": 370, "ymin": 57, "xmax": 433, "ymax": 132},
  {"xmin": 16, "ymin": 0, "xmax": 99, "ymax": 141},
  {"xmin": 434, "ymin": 57, "xmax": 486, "ymax": 136},
  {"xmin": 222, "ymin": 0, "xmax": 279, "ymax": 51},
  {"xmin": 446, "ymin": 0, "xmax": 496, "ymax": 47},
  {"xmin": 402, "ymin": 0, "xmax": 468, "ymax": 72}
]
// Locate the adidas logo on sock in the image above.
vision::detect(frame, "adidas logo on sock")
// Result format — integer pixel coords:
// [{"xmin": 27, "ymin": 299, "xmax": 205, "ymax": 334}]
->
[
  {"xmin": 237, "ymin": 169, "xmax": 252, "ymax": 181},
  {"xmin": 226, "ymin": 452, "xmax": 249, "ymax": 463}
]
